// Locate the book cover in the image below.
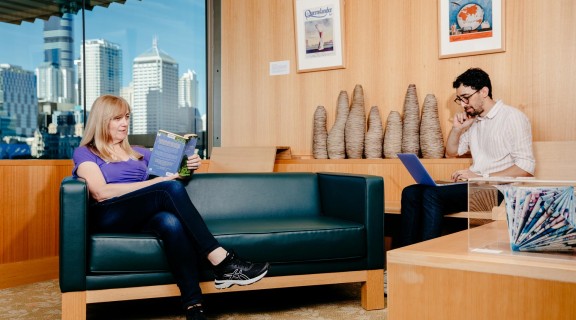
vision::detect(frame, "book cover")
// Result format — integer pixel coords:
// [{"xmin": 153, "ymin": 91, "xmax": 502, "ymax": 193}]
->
[{"xmin": 148, "ymin": 130, "xmax": 198, "ymax": 177}]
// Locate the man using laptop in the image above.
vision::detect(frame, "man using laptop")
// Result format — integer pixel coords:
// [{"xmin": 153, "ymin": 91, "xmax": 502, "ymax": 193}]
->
[{"xmin": 395, "ymin": 68, "xmax": 535, "ymax": 248}]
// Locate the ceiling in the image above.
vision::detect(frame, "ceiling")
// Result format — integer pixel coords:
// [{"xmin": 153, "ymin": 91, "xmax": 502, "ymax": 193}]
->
[{"xmin": 0, "ymin": 0, "xmax": 128, "ymax": 25}]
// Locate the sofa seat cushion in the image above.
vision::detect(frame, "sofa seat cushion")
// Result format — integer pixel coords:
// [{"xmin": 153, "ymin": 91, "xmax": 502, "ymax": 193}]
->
[
  {"xmin": 89, "ymin": 233, "xmax": 170, "ymax": 273},
  {"xmin": 208, "ymin": 217, "xmax": 365, "ymax": 263},
  {"xmin": 89, "ymin": 216, "xmax": 365, "ymax": 273}
]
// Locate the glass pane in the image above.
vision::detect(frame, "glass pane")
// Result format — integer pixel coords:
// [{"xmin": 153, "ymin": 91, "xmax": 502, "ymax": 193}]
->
[
  {"xmin": 0, "ymin": 18, "xmax": 44, "ymax": 158},
  {"xmin": 0, "ymin": 0, "xmax": 207, "ymax": 159}
]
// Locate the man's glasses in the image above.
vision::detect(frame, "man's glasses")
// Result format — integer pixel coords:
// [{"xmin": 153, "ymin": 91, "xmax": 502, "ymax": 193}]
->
[{"xmin": 454, "ymin": 89, "xmax": 480, "ymax": 105}]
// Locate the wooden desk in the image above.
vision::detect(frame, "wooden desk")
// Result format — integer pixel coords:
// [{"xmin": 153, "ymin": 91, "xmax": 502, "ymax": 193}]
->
[{"xmin": 387, "ymin": 221, "xmax": 576, "ymax": 320}]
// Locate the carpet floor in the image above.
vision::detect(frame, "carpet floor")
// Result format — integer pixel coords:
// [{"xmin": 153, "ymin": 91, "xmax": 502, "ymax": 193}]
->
[{"xmin": 0, "ymin": 280, "xmax": 387, "ymax": 319}]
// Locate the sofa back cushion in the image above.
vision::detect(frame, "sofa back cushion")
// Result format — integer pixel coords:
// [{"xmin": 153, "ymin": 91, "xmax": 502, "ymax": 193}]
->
[{"xmin": 185, "ymin": 172, "xmax": 321, "ymax": 220}]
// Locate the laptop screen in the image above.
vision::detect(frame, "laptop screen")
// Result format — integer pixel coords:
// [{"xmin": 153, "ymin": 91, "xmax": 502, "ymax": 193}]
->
[
  {"xmin": 397, "ymin": 153, "xmax": 468, "ymax": 186},
  {"xmin": 397, "ymin": 153, "xmax": 438, "ymax": 186}
]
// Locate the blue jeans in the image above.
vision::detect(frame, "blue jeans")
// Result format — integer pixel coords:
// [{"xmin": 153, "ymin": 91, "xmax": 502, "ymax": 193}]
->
[
  {"xmin": 90, "ymin": 180, "xmax": 221, "ymax": 308},
  {"xmin": 395, "ymin": 183, "xmax": 468, "ymax": 247}
]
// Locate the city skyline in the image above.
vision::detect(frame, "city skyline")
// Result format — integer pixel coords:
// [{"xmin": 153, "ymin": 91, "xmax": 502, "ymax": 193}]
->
[{"xmin": 0, "ymin": 0, "xmax": 207, "ymax": 114}]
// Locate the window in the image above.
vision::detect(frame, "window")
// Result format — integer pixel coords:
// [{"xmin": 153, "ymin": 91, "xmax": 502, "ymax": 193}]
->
[{"xmin": 0, "ymin": 0, "xmax": 207, "ymax": 159}]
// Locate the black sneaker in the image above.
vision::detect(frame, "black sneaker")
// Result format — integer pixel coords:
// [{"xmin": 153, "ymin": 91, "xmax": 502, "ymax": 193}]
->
[
  {"xmin": 186, "ymin": 305, "xmax": 207, "ymax": 320},
  {"xmin": 213, "ymin": 251, "xmax": 269, "ymax": 289}
]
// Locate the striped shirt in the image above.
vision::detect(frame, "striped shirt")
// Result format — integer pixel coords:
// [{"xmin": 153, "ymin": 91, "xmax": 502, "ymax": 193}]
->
[{"xmin": 457, "ymin": 100, "xmax": 535, "ymax": 175}]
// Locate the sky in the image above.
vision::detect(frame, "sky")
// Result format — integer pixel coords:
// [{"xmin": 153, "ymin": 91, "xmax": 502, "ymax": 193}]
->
[{"xmin": 0, "ymin": 0, "xmax": 207, "ymax": 113}]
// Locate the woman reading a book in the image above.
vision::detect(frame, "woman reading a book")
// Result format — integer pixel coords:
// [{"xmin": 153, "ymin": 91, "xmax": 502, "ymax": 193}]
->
[{"xmin": 72, "ymin": 95, "xmax": 269, "ymax": 320}]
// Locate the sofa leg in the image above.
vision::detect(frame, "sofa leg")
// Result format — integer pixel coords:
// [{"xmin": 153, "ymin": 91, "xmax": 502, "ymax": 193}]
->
[
  {"xmin": 61, "ymin": 291, "xmax": 87, "ymax": 320},
  {"xmin": 361, "ymin": 269, "xmax": 385, "ymax": 310}
]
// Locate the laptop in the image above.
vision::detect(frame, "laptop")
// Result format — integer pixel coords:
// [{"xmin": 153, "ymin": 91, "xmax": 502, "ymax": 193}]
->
[{"xmin": 397, "ymin": 153, "xmax": 467, "ymax": 187}]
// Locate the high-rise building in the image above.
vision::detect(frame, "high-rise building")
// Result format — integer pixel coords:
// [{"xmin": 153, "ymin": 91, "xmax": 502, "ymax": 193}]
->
[
  {"xmin": 43, "ymin": 14, "xmax": 74, "ymax": 69},
  {"xmin": 131, "ymin": 39, "xmax": 179, "ymax": 134},
  {"xmin": 179, "ymin": 69, "xmax": 199, "ymax": 109},
  {"xmin": 120, "ymin": 83, "xmax": 134, "ymax": 108},
  {"xmin": 76, "ymin": 39, "xmax": 123, "ymax": 110},
  {"xmin": 0, "ymin": 64, "xmax": 38, "ymax": 137},
  {"xmin": 37, "ymin": 13, "xmax": 75, "ymax": 104},
  {"xmin": 36, "ymin": 64, "xmax": 62, "ymax": 102},
  {"xmin": 178, "ymin": 69, "xmax": 202, "ymax": 133}
]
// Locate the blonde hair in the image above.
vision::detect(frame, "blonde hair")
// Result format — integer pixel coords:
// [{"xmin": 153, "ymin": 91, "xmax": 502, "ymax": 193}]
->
[{"xmin": 80, "ymin": 95, "xmax": 143, "ymax": 162}]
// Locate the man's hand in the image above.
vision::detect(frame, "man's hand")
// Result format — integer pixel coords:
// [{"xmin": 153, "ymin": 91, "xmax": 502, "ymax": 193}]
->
[
  {"xmin": 451, "ymin": 169, "xmax": 479, "ymax": 182},
  {"xmin": 452, "ymin": 111, "xmax": 475, "ymax": 131},
  {"xmin": 446, "ymin": 112, "xmax": 476, "ymax": 157}
]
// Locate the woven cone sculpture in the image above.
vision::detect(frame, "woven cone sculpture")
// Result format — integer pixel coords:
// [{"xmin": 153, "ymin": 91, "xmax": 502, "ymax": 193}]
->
[
  {"xmin": 327, "ymin": 90, "xmax": 349, "ymax": 159},
  {"xmin": 401, "ymin": 84, "xmax": 420, "ymax": 155},
  {"xmin": 383, "ymin": 111, "xmax": 403, "ymax": 158},
  {"xmin": 312, "ymin": 105, "xmax": 328, "ymax": 159},
  {"xmin": 345, "ymin": 84, "xmax": 366, "ymax": 159},
  {"xmin": 420, "ymin": 94, "xmax": 445, "ymax": 158},
  {"xmin": 364, "ymin": 106, "xmax": 384, "ymax": 159}
]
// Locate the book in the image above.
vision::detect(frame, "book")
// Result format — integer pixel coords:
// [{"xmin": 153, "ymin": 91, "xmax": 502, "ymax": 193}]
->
[{"xmin": 147, "ymin": 130, "xmax": 198, "ymax": 177}]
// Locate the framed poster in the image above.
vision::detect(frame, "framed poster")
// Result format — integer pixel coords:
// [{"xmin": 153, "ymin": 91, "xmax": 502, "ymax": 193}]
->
[
  {"xmin": 293, "ymin": 0, "xmax": 345, "ymax": 72},
  {"xmin": 438, "ymin": 0, "xmax": 505, "ymax": 59}
]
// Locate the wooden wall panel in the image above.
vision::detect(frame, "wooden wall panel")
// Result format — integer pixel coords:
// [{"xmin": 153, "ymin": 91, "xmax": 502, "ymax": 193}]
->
[
  {"xmin": 0, "ymin": 160, "xmax": 73, "ymax": 264},
  {"xmin": 221, "ymin": 0, "xmax": 576, "ymax": 157}
]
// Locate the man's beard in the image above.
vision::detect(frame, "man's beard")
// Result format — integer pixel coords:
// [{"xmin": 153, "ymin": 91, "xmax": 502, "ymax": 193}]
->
[{"xmin": 465, "ymin": 107, "xmax": 483, "ymax": 117}]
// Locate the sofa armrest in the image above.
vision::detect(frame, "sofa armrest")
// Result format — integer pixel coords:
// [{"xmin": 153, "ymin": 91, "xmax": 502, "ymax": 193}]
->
[
  {"xmin": 59, "ymin": 176, "xmax": 89, "ymax": 292},
  {"xmin": 317, "ymin": 172, "xmax": 384, "ymax": 269}
]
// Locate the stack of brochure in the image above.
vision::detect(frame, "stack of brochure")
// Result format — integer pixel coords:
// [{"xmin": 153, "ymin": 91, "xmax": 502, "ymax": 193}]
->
[{"xmin": 495, "ymin": 185, "xmax": 576, "ymax": 252}]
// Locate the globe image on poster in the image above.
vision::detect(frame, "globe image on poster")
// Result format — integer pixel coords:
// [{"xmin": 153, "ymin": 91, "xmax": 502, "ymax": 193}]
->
[{"xmin": 456, "ymin": 3, "xmax": 484, "ymax": 32}]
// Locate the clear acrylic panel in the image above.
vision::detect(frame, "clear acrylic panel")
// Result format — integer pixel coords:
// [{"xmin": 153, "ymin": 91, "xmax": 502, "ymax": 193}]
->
[{"xmin": 467, "ymin": 177, "xmax": 576, "ymax": 261}]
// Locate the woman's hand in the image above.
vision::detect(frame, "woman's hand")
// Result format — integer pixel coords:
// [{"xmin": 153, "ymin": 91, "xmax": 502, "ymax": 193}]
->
[
  {"xmin": 186, "ymin": 154, "xmax": 202, "ymax": 171},
  {"xmin": 152, "ymin": 173, "xmax": 179, "ymax": 183}
]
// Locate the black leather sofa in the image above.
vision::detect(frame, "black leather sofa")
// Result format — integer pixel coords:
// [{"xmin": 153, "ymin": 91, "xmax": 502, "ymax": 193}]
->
[{"xmin": 59, "ymin": 172, "xmax": 385, "ymax": 319}]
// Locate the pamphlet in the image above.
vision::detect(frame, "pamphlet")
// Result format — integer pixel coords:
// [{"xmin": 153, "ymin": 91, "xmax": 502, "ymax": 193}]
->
[
  {"xmin": 495, "ymin": 185, "xmax": 575, "ymax": 252},
  {"xmin": 148, "ymin": 130, "xmax": 198, "ymax": 177}
]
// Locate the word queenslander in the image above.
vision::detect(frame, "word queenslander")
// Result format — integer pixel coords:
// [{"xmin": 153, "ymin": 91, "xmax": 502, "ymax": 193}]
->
[{"xmin": 305, "ymin": 6, "xmax": 332, "ymax": 19}]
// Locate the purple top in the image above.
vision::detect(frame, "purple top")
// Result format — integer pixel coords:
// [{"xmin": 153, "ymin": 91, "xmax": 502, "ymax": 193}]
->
[{"xmin": 72, "ymin": 146, "xmax": 151, "ymax": 183}]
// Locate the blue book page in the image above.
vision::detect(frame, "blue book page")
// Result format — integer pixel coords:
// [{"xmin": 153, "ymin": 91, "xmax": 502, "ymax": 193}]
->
[
  {"xmin": 183, "ymin": 137, "xmax": 198, "ymax": 157},
  {"xmin": 148, "ymin": 131, "xmax": 186, "ymax": 177},
  {"xmin": 178, "ymin": 137, "xmax": 198, "ymax": 177}
]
